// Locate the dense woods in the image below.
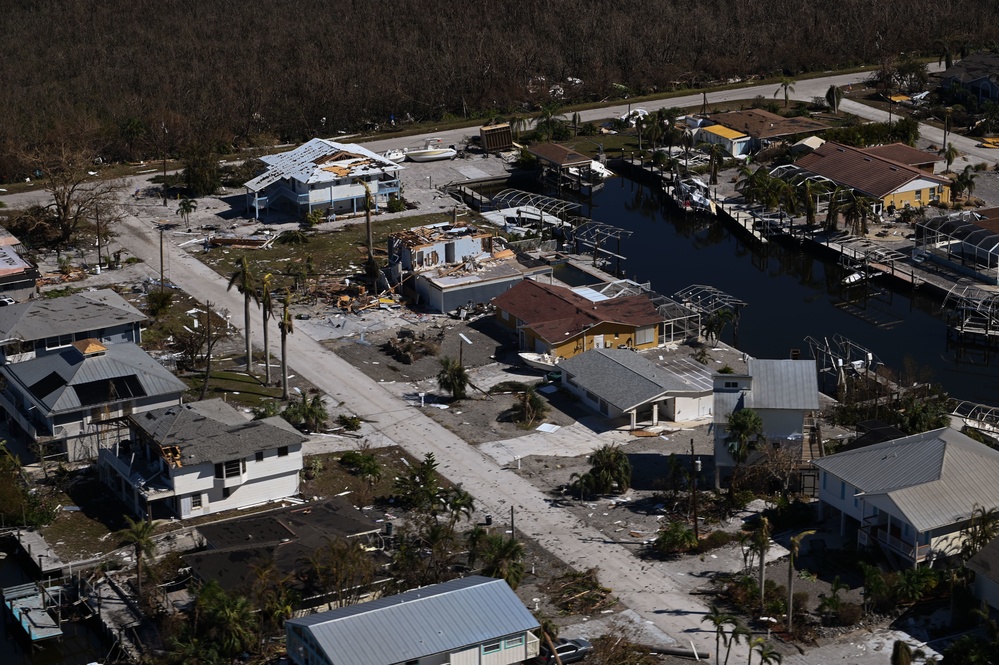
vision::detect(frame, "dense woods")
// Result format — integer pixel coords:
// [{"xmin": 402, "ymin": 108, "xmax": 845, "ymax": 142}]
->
[{"xmin": 2, "ymin": 0, "xmax": 998, "ymax": 180}]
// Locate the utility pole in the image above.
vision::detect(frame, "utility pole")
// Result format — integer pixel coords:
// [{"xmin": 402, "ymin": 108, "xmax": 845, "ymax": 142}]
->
[
  {"xmin": 161, "ymin": 122, "xmax": 169, "ymax": 206},
  {"xmin": 159, "ymin": 228, "xmax": 165, "ymax": 295},
  {"xmin": 510, "ymin": 506, "xmax": 515, "ymax": 540},
  {"xmin": 690, "ymin": 439, "xmax": 700, "ymax": 541}
]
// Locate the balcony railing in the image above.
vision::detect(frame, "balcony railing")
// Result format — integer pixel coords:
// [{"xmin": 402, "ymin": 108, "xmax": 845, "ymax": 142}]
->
[{"xmin": 869, "ymin": 525, "xmax": 931, "ymax": 562}]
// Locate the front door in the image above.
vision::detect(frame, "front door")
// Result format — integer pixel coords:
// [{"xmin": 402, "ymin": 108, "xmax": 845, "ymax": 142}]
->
[{"xmin": 592, "ymin": 334, "xmax": 604, "ymax": 349}]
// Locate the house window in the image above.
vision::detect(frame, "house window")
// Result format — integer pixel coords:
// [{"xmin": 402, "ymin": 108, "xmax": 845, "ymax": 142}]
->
[
  {"xmin": 872, "ymin": 506, "xmax": 879, "ymax": 516},
  {"xmin": 853, "ymin": 494, "xmax": 858, "ymax": 509},
  {"xmin": 482, "ymin": 642, "xmax": 502, "ymax": 655},
  {"xmin": 278, "ymin": 446, "xmax": 289, "ymax": 457},
  {"xmin": 216, "ymin": 459, "xmax": 243, "ymax": 479},
  {"xmin": 255, "ymin": 451, "xmax": 264, "ymax": 462},
  {"xmin": 903, "ymin": 523, "xmax": 910, "ymax": 537},
  {"xmin": 44, "ymin": 334, "xmax": 74, "ymax": 350},
  {"xmin": 191, "ymin": 494, "xmax": 202, "ymax": 509},
  {"xmin": 505, "ymin": 636, "xmax": 524, "ymax": 649},
  {"xmin": 724, "ymin": 381, "xmax": 739, "ymax": 389},
  {"xmin": 635, "ymin": 326, "xmax": 654, "ymax": 345},
  {"xmin": 840, "ymin": 481, "xmax": 845, "ymax": 500},
  {"xmin": 405, "ymin": 661, "xmax": 419, "ymax": 665},
  {"xmin": 915, "ymin": 189, "xmax": 923, "ymax": 201},
  {"xmin": 222, "ymin": 487, "xmax": 232, "ymax": 498}
]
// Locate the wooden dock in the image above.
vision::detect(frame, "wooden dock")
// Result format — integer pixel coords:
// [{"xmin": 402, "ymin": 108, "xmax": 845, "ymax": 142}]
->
[
  {"xmin": 715, "ymin": 200, "xmax": 769, "ymax": 245},
  {"xmin": 2, "ymin": 582, "xmax": 64, "ymax": 643},
  {"xmin": 15, "ymin": 529, "xmax": 66, "ymax": 575}
]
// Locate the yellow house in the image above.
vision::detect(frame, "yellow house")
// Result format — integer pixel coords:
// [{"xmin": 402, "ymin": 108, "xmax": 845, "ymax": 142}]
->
[
  {"xmin": 795, "ymin": 141, "xmax": 951, "ymax": 210},
  {"xmin": 492, "ymin": 280, "xmax": 664, "ymax": 359}
]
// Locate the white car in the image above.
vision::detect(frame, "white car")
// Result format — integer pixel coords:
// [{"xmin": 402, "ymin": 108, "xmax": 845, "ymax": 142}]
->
[
  {"xmin": 619, "ymin": 108, "xmax": 650, "ymax": 126},
  {"xmin": 0, "ymin": 296, "xmax": 15, "ymax": 306}
]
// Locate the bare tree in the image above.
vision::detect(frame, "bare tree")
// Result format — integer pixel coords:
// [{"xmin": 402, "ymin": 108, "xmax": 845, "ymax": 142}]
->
[{"xmin": 21, "ymin": 142, "xmax": 126, "ymax": 244}]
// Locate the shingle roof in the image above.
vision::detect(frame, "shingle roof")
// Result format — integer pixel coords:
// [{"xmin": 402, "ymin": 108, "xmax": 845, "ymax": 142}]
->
[
  {"xmin": 492, "ymin": 280, "xmax": 661, "ymax": 345},
  {"xmin": 559, "ymin": 349, "xmax": 709, "ymax": 412},
  {"xmin": 795, "ymin": 142, "xmax": 949, "ymax": 199},
  {"xmin": 941, "ymin": 52, "xmax": 999, "ymax": 85},
  {"xmin": 288, "ymin": 576, "xmax": 539, "ymax": 665},
  {"xmin": 244, "ymin": 138, "xmax": 402, "ymax": 192},
  {"xmin": 744, "ymin": 359, "xmax": 819, "ymax": 410},
  {"xmin": 130, "ymin": 399, "xmax": 306, "ymax": 466},
  {"xmin": 0, "ymin": 289, "xmax": 145, "ymax": 343},
  {"xmin": 861, "ymin": 143, "xmax": 943, "ymax": 167},
  {"xmin": 712, "ymin": 109, "xmax": 828, "ymax": 139},
  {"xmin": 527, "ymin": 143, "xmax": 591, "ymax": 167},
  {"xmin": 1, "ymin": 342, "xmax": 186, "ymax": 414},
  {"xmin": 814, "ymin": 428, "xmax": 999, "ymax": 531}
]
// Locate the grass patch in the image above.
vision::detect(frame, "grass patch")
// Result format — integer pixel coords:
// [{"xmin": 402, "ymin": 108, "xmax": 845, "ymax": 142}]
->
[
  {"xmin": 183, "ymin": 370, "xmax": 285, "ymax": 408},
  {"xmin": 301, "ymin": 445, "xmax": 437, "ymax": 506},
  {"xmin": 489, "ymin": 380, "xmax": 532, "ymax": 393},
  {"xmin": 38, "ymin": 474, "xmax": 131, "ymax": 562}
]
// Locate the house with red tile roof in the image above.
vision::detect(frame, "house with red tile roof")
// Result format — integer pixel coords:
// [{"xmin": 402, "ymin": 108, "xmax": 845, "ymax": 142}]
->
[
  {"xmin": 794, "ymin": 141, "xmax": 951, "ymax": 210},
  {"xmin": 491, "ymin": 280, "xmax": 665, "ymax": 358}
]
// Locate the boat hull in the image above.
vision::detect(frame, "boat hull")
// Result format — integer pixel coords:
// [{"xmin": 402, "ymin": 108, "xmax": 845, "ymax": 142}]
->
[
  {"xmin": 519, "ymin": 352, "xmax": 558, "ymax": 370},
  {"xmin": 406, "ymin": 148, "xmax": 457, "ymax": 162}
]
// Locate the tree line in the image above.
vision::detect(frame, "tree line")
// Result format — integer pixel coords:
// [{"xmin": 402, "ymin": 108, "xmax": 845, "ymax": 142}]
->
[{"xmin": 2, "ymin": 1, "xmax": 998, "ymax": 180}]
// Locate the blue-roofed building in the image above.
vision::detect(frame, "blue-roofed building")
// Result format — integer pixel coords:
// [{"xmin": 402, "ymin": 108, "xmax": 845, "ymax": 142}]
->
[
  {"xmin": 712, "ymin": 358, "xmax": 820, "ymax": 487},
  {"xmin": 286, "ymin": 576, "xmax": 540, "ymax": 665}
]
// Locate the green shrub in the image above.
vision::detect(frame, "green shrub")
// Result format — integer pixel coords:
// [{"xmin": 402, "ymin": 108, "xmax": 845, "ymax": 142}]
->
[
  {"xmin": 696, "ymin": 530, "xmax": 737, "ymax": 553},
  {"xmin": 836, "ymin": 602, "xmax": 863, "ymax": 626},
  {"xmin": 386, "ymin": 195, "xmax": 407, "ymax": 213},
  {"xmin": 146, "ymin": 290, "xmax": 173, "ymax": 316},
  {"xmin": 338, "ymin": 414, "xmax": 362, "ymax": 431}
]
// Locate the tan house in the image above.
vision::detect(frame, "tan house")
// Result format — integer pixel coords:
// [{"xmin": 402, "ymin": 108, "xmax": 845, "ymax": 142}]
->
[
  {"xmin": 794, "ymin": 141, "xmax": 951, "ymax": 210},
  {"xmin": 492, "ymin": 280, "xmax": 664, "ymax": 359}
]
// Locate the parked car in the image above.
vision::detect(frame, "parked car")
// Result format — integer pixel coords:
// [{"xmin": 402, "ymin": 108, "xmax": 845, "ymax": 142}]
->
[
  {"xmin": 537, "ymin": 638, "xmax": 593, "ymax": 665},
  {"xmin": 0, "ymin": 296, "xmax": 16, "ymax": 306}
]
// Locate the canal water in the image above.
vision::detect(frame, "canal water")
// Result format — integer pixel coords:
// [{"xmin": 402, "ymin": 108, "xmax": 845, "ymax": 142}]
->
[
  {"xmin": 576, "ymin": 177, "xmax": 999, "ymax": 406},
  {"xmin": 0, "ymin": 540, "xmax": 107, "ymax": 665}
]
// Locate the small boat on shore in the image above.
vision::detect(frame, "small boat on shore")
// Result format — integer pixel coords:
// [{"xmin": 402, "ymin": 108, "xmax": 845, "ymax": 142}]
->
[
  {"xmin": 842, "ymin": 270, "xmax": 874, "ymax": 286},
  {"xmin": 519, "ymin": 352, "xmax": 559, "ymax": 371},
  {"xmin": 405, "ymin": 139, "xmax": 457, "ymax": 162},
  {"xmin": 382, "ymin": 148, "xmax": 406, "ymax": 163}
]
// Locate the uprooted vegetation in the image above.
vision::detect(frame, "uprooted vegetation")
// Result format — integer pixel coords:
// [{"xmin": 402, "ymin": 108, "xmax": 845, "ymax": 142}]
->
[{"xmin": 544, "ymin": 568, "xmax": 616, "ymax": 615}]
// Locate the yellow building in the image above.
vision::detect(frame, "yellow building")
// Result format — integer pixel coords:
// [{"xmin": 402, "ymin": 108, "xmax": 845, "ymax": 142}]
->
[
  {"xmin": 492, "ymin": 280, "xmax": 664, "ymax": 359},
  {"xmin": 795, "ymin": 141, "xmax": 951, "ymax": 210}
]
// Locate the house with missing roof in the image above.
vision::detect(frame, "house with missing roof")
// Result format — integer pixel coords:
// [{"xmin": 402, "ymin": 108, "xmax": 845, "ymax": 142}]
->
[
  {"xmin": 558, "ymin": 348, "xmax": 713, "ymax": 428},
  {"xmin": 491, "ymin": 280, "xmax": 670, "ymax": 359},
  {"xmin": 183, "ymin": 497, "xmax": 389, "ymax": 605},
  {"xmin": 713, "ymin": 359, "xmax": 820, "ymax": 487},
  {"xmin": 940, "ymin": 51, "xmax": 999, "ymax": 104},
  {"xmin": 244, "ymin": 138, "xmax": 403, "ymax": 219},
  {"xmin": 0, "ymin": 340, "xmax": 186, "ymax": 462},
  {"xmin": 791, "ymin": 141, "xmax": 951, "ymax": 211},
  {"xmin": 387, "ymin": 223, "xmax": 550, "ymax": 313},
  {"xmin": 0, "ymin": 289, "xmax": 145, "ymax": 364},
  {"xmin": 814, "ymin": 428, "xmax": 999, "ymax": 568},
  {"xmin": 286, "ymin": 576, "xmax": 540, "ymax": 665},
  {"xmin": 98, "ymin": 399, "xmax": 306, "ymax": 520},
  {"xmin": 0, "ymin": 241, "xmax": 40, "ymax": 302}
]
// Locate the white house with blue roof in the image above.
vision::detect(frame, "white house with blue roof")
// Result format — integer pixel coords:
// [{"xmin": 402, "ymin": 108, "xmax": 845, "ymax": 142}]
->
[{"xmin": 286, "ymin": 576, "xmax": 540, "ymax": 665}]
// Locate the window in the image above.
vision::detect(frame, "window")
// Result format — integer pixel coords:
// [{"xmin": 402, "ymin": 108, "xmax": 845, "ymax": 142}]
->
[
  {"xmin": 505, "ymin": 636, "xmax": 524, "ymax": 649},
  {"xmin": 482, "ymin": 642, "xmax": 502, "ymax": 655},
  {"xmin": 191, "ymin": 494, "xmax": 202, "ymax": 509},
  {"xmin": 216, "ymin": 459, "xmax": 243, "ymax": 479},
  {"xmin": 222, "ymin": 487, "xmax": 231, "ymax": 498},
  {"xmin": 724, "ymin": 381, "xmax": 739, "ymax": 389},
  {"xmin": 278, "ymin": 446, "xmax": 289, "ymax": 457},
  {"xmin": 44, "ymin": 334, "xmax": 73, "ymax": 350},
  {"xmin": 821, "ymin": 472, "xmax": 827, "ymax": 490},
  {"xmin": 915, "ymin": 189, "xmax": 923, "ymax": 201},
  {"xmin": 635, "ymin": 326, "xmax": 654, "ymax": 345},
  {"xmin": 840, "ymin": 481, "xmax": 845, "ymax": 500},
  {"xmin": 255, "ymin": 451, "xmax": 264, "ymax": 462}
]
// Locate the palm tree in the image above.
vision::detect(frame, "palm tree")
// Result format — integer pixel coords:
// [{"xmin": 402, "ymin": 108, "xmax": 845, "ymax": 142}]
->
[
  {"xmin": 279, "ymin": 289, "xmax": 293, "ymax": 400},
  {"xmin": 635, "ymin": 114, "xmax": 646, "ymax": 152},
  {"xmin": 959, "ymin": 165, "xmax": 979, "ymax": 200},
  {"xmin": 481, "ymin": 535, "xmax": 525, "ymax": 588},
  {"xmin": 653, "ymin": 520, "xmax": 698, "ymax": 555},
  {"xmin": 725, "ymin": 623, "xmax": 750, "ymax": 665},
  {"xmin": 702, "ymin": 605, "xmax": 736, "ymax": 665},
  {"xmin": 177, "ymin": 197, "xmax": 197, "ymax": 226},
  {"xmin": 793, "ymin": 177, "xmax": 829, "ymax": 228},
  {"xmin": 825, "ymin": 185, "xmax": 849, "ymax": 230},
  {"xmin": 774, "ymin": 77, "xmax": 796, "ymax": 109},
  {"xmin": 259, "ymin": 273, "xmax": 275, "ymax": 384},
  {"xmin": 437, "ymin": 356, "xmax": 468, "ymax": 400},
  {"xmin": 227, "ymin": 256, "xmax": 259, "ymax": 373},
  {"xmin": 726, "ymin": 408, "xmax": 764, "ymax": 491},
  {"xmin": 589, "ymin": 444, "xmax": 632, "ymax": 493},
  {"xmin": 825, "ymin": 85, "xmax": 843, "ymax": 114},
  {"xmin": 443, "ymin": 485, "xmax": 476, "ymax": 527},
  {"xmin": 534, "ymin": 103, "xmax": 566, "ymax": 142},
  {"xmin": 702, "ymin": 142, "xmax": 726, "ymax": 186},
  {"xmin": 786, "ymin": 529, "xmax": 816, "ymax": 634},
  {"xmin": 751, "ymin": 639, "xmax": 782, "ymax": 665},
  {"xmin": 940, "ymin": 143, "xmax": 960, "ymax": 173},
  {"xmin": 206, "ymin": 592, "xmax": 256, "ymax": 659},
  {"xmin": 119, "ymin": 516, "xmax": 156, "ymax": 597},
  {"xmin": 891, "ymin": 640, "xmax": 914, "ymax": 665},
  {"xmin": 466, "ymin": 525, "xmax": 488, "ymax": 568},
  {"xmin": 840, "ymin": 191, "xmax": 875, "ymax": 236}
]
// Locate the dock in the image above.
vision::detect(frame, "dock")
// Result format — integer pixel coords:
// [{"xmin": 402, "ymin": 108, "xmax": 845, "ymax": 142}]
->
[
  {"xmin": 14, "ymin": 528, "xmax": 66, "ymax": 575},
  {"xmin": 2, "ymin": 582, "xmax": 64, "ymax": 643}
]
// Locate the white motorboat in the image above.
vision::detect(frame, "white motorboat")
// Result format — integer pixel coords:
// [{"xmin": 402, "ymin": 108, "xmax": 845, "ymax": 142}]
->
[
  {"xmin": 382, "ymin": 148, "xmax": 406, "ymax": 164},
  {"xmin": 519, "ymin": 352, "xmax": 559, "ymax": 371},
  {"xmin": 842, "ymin": 270, "xmax": 873, "ymax": 286},
  {"xmin": 405, "ymin": 139, "xmax": 457, "ymax": 162}
]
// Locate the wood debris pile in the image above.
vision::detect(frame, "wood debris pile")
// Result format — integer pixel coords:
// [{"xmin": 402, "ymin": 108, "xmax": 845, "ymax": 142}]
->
[{"xmin": 544, "ymin": 568, "xmax": 615, "ymax": 615}]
